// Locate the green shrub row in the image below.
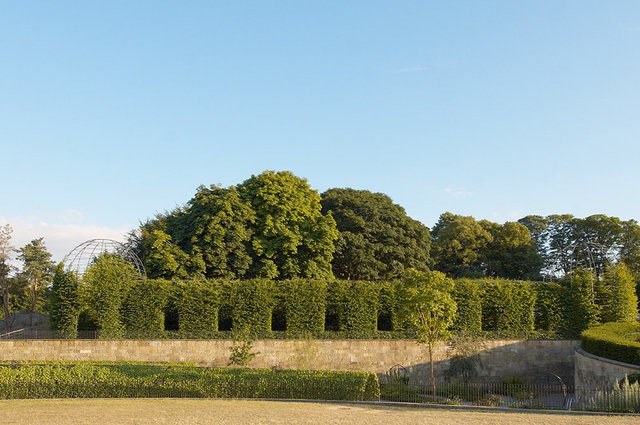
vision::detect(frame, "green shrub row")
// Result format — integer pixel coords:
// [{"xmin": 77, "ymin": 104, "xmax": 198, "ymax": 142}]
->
[
  {"xmin": 52, "ymin": 273, "xmax": 620, "ymax": 338},
  {"xmin": 581, "ymin": 322, "xmax": 640, "ymax": 366},
  {"xmin": 0, "ymin": 362, "xmax": 380, "ymax": 401}
]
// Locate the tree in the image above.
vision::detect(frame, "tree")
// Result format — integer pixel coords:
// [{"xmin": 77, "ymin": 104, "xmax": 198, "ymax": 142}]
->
[
  {"xmin": 83, "ymin": 254, "xmax": 137, "ymax": 338},
  {"xmin": 238, "ymin": 170, "xmax": 338, "ymax": 279},
  {"xmin": 601, "ymin": 263, "xmax": 638, "ymax": 323},
  {"xmin": 15, "ymin": 238, "xmax": 54, "ymax": 326},
  {"xmin": 397, "ymin": 269, "xmax": 457, "ymax": 398},
  {"xmin": 320, "ymin": 188, "xmax": 430, "ymax": 280},
  {"xmin": 0, "ymin": 224, "xmax": 15, "ymax": 333},
  {"xmin": 430, "ymin": 212, "xmax": 492, "ymax": 276},
  {"xmin": 482, "ymin": 221, "xmax": 543, "ymax": 280},
  {"xmin": 49, "ymin": 263, "xmax": 82, "ymax": 338}
]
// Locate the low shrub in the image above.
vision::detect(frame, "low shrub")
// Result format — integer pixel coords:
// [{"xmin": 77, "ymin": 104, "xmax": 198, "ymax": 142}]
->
[
  {"xmin": 581, "ymin": 322, "xmax": 640, "ymax": 366},
  {"xmin": 0, "ymin": 362, "xmax": 379, "ymax": 401}
]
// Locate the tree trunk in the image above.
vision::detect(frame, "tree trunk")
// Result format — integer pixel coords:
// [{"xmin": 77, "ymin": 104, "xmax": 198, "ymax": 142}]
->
[
  {"xmin": 1, "ymin": 281, "xmax": 10, "ymax": 333},
  {"xmin": 429, "ymin": 340, "xmax": 436, "ymax": 400},
  {"xmin": 30, "ymin": 277, "xmax": 38, "ymax": 328}
]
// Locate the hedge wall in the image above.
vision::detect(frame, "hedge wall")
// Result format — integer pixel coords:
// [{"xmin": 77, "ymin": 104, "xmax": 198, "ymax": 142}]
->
[
  {"xmin": 227, "ymin": 279, "xmax": 275, "ymax": 334},
  {"xmin": 479, "ymin": 280, "xmax": 536, "ymax": 332},
  {"xmin": 50, "ymin": 269, "xmax": 630, "ymax": 338},
  {"xmin": 175, "ymin": 280, "xmax": 220, "ymax": 333},
  {"xmin": 280, "ymin": 279, "xmax": 327, "ymax": 333},
  {"xmin": 451, "ymin": 279, "xmax": 482, "ymax": 333},
  {"xmin": 581, "ymin": 322, "xmax": 640, "ymax": 366},
  {"xmin": 122, "ymin": 279, "xmax": 169, "ymax": 333},
  {"xmin": 326, "ymin": 281, "xmax": 379, "ymax": 332},
  {"xmin": 0, "ymin": 362, "xmax": 380, "ymax": 401}
]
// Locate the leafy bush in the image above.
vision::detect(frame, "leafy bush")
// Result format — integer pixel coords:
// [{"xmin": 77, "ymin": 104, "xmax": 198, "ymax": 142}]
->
[
  {"xmin": 122, "ymin": 279, "xmax": 169, "ymax": 333},
  {"xmin": 0, "ymin": 362, "xmax": 379, "ymax": 401},
  {"xmin": 480, "ymin": 280, "xmax": 535, "ymax": 332},
  {"xmin": 534, "ymin": 282, "xmax": 569, "ymax": 334},
  {"xmin": 280, "ymin": 279, "xmax": 327, "ymax": 333},
  {"xmin": 581, "ymin": 322, "xmax": 640, "ymax": 366},
  {"xmin": 451, "ymin": 279, "xmax": 482, "ymax": 333},
  {"xmin": 175, "ymin": 279, "xmax": 220, "ymax": 332}
]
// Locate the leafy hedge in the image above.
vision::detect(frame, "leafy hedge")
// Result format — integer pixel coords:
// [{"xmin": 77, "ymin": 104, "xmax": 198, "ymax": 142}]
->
[
  {"xmin": 581, "ymin": 322, "xmax": 640, "ymax": 366},
  {"xmin": 479, "ymin": 280, "xmax": 535, "ymax": 332},
  {"xmin": 51, "ymin": 269, "xmax": 626, "ymax": 339},
  {"xmin": 0, "ymin": 362, "xmax": 379, "ymax": 401}
]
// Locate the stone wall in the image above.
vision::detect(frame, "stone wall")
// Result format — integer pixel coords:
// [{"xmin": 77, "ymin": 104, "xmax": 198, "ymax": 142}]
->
[
  {"xmin": 574, "ymin": 345, "xmax": 640, "ymax": 391},
  {"xmin": 0, "ymin": 339, "xmax": 577, "ymax": 384}
]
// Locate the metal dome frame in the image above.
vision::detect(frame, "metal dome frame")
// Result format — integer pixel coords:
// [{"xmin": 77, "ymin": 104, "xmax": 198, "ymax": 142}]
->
[{"xmin": 62, "ymin": 238, "xmax": 146, "ymax": 279}]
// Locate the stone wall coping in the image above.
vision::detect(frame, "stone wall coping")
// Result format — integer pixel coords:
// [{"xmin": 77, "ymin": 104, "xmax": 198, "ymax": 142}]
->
[{"xmin": 575, "ymin": 344, "xmax": 640, "ymax": 371}]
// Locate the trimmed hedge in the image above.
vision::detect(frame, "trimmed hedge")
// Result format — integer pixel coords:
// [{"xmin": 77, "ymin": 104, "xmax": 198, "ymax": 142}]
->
[
  {"xmin": 228, "ymin": 279, "xmax": 275, "ymax": 334},
  {"xmin": 480, "ymin": 280, "xmax": 535, "ymax": 332},
  {"xmin": 451, "ymin": 279, "xmax": 482, "ymax": 333},
  {"xmin": 122, "ymin": 279, "xmax": 169, "ymax": 333},
  {"xmin": 581, "ymin": 322, "xmax": 640, "ymax": 366},
  {"xmin": 175, "ymin": 280, "xmax": 220, "ymax": 332},
  {"xmin": 326, "ymin": 281, "xmax": 379, "ymax": 332},
  {"xmin": 281, "ymin": 279, "xmax": 327, "ymax": 333},
  {"xmin": 534, "ymin": 282, "xmax": 569, "ymax": 333},
  {"xmin": 0, "ymin": 362, "xmax": 380, "ymax": 401}
]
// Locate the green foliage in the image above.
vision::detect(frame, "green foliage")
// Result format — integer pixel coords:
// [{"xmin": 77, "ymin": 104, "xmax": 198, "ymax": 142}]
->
[
  {"xmin": 49, "ymin": 264, "xmax": 81, "ymax": 338},
  {"xmin": 397, "ymin": 269, "xmax": 457, "ymax": 396},
  {"xmin": 121, "ymin": 279, "xmax": 169, "ymax": 333},
  {"xmin": 431, "ymin": 212, "xmax": 493, "ymax": 277},
  {"xmin": 15, "ymin": 237, "xmax": 54, "ymax": 315},
  {"xmin": 565, "ymin": 269, "xmax": 600, "ymax": 337},
  {"xmin": 482, "ymin": 221, "xmax": 543, "ymax": 280},
  {"xmin": 377, "ymin": 281, "xmax": 399, "ymax": 331},
  {"xmin": 174, "ymin": 279, "xmax": 220, "ymax": 333},
  {"xmin": 82, "ymin": 255, "xmax": 138, "ymax": 339},
  {"xmin": 0, "ymin": 362, "xmax": 380, "ymax": 401},
  {"xmin": 325, "ymin": 280, "xmax": 379, "ymax": 332},
  {"xmin": 581, "ymin": 322, "xmax": 640, "ymax": 366},
  {"xmin": 451, "ymin": 279, "xmax": 482, "ymax": 333},
  {"xmin": 238, "ymin": 170, "xmax": 338, "ymax": 279},
  {"xmin": 228, "ymin": 279, "xmax": 275, "ymax": 334},
  {"xmin": 228, "ymin": 331, "xmax": 260, "ymax": 366},
  {"xmin": 280, "ymin": 279, "xmax": 327, "ymax": 333},
  {"xmin": 320, "ymin": 188, "xmax": 430, "ymax": 280},
  {"xmin": 534, "ymin": 282, "xmax": 570, "ymax": 333},
  {"xmin": 600, "ymin": 264, "xmax": 639, "ymax": 323},
  {"xmin": 479, "ymin": 280, "xmax": 535, "ymax": 332},
  {"xmin": 587, "ymin": 376, "xmax": 640, "ymax": 413}
]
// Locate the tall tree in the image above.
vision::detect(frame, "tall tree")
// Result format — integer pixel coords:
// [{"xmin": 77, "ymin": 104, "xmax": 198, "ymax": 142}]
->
[
  {"xmin": 238, "ymin": 170, "xmax": 338, "ymax": 279},
  {"xmin": 430, "ymin": 212, "xmax": 492, "ymax": 277},
  {"xmin": 397, "ymin": 269, "xmax": 457, "ymax": 398},
  {"xmin": 320, "ymin": 188, "xmax": 430, "ymax": 280},
  {"xmin": 0, "ymin": 224, "xmax": 14, "ymax": 333},
  {"xmin": 482, "ymin": 221, "xmax": 543, "ymax": 280},
  {"xmin": 16, "ymin": 238, "xmax": 54, "ymax": 326}
]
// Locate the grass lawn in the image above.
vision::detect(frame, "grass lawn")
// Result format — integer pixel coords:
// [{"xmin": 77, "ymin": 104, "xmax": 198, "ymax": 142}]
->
[{"xmin": 0, "ymin": 399, "xmax": 637, "ymax": 425}]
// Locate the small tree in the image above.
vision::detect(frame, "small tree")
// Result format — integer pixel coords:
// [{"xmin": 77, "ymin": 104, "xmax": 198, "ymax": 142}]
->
[
  {"xmin": 16, "ymin": 238, "xmax": 54, "ymax": 326},
  {"xmin": 0, "ymin": 224, "xmax": 15, "ymax": 333},
  {"xmin": 49, "ymin": 263, "xmax": 82, "ymax": 338},
  {"xmin": 397, "ymin": 269, "xmax": 457, "ymax": 398}
]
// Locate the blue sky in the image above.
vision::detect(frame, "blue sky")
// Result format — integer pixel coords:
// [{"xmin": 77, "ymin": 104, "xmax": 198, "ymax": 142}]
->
[{"xmin": 2, "ymin": 1, "xmax": 639, "ymax": 261}]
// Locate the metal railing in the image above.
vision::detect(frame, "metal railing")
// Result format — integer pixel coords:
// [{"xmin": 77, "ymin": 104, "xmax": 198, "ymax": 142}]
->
[{"xmin": 379, "ymin": 379, "xmax": 640, "ymax": 412}]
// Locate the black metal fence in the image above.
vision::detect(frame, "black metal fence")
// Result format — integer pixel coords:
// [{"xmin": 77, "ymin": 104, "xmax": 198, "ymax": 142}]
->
[{"xmin": 379, "ymin": 379, "xmax": 640, "ymax": 413}]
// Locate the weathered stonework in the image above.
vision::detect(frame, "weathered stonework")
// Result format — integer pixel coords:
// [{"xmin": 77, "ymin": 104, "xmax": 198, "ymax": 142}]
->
[
  {"xmin": 574, "ymin": 345, "xmax": 640, "ymax": 391},
  {"xmin": 0, "ymin": 339, "xmax": 577, "ymax": 384}
]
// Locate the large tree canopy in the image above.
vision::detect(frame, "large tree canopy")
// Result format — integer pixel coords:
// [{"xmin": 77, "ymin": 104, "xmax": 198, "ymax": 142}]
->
[
  {"xmin": 238, "ymin": 170, "xmax": 338, "ymax": 279},
  {"xmin": 132, "ymin": 170, "xmax": 337, "ymax": 280},
  {"xmin": 320, "ymin": 188, "xmax": 430, "ymax": 280}
]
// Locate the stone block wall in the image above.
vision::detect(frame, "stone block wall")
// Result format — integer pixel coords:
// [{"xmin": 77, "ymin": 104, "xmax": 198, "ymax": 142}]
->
[{"xmin": 0, "ymin": 339, "xmax": 577, "ymax": 385}]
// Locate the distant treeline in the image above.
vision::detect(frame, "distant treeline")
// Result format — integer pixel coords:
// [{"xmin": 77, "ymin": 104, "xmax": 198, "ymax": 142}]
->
[{"xmin": 128, "ymin": 170, "xmax": 640, "ymax": 287}]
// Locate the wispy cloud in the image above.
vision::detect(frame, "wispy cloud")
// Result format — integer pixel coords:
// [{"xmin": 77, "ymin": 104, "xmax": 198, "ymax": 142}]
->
[
  {"xmin": 443, "ymin": 187, "xmax": 471, "ymax": 199},
  {"xmin": 394, "ymin": 65, "xmax": 431, "ymax": 73},
  {"xmin": 0, "ymin": 214, "xmax": 129, "ymax": 264}
]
